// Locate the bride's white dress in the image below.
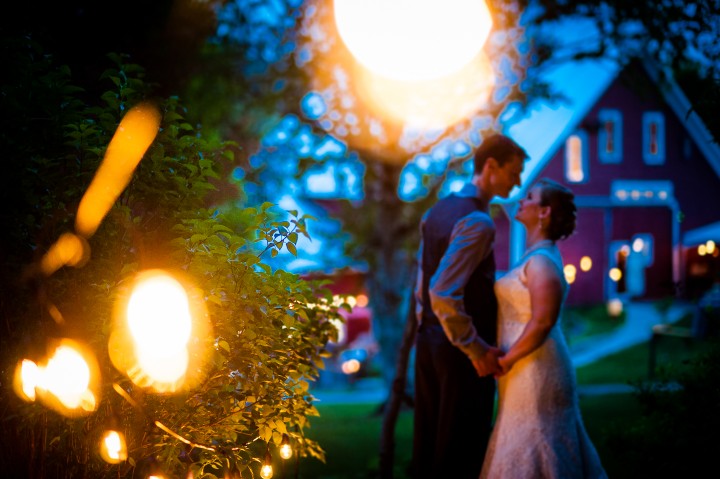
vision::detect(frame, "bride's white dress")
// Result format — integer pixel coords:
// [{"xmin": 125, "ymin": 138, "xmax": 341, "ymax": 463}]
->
[{"xmin": 480, "ymin": 245, "xmax": 607, "ymax": 479}]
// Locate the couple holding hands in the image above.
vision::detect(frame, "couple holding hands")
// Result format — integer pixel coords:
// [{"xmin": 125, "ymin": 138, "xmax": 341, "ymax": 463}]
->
[{"xmin": 412, "ymin": 134, "xmax": 607, "ymax": 479}]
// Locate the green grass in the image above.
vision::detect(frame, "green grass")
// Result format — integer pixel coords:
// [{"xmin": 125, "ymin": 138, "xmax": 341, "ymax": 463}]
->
[
  {"xmin": 296, "ymin": 303, "xmax": 713, "ymax": 478},
  {"xmin": 578, "ymin": 393, "xmax": 644, "ymax": 478},
  {"xmin": 575, "ymin": 314, "xmax": 713, "ymax": 386},
  {"xmin": 297, "ymin": 403, "xmax": 413, "ymax": 479},
  {"xmin": 562, "ymin": 303, "xmax": 626, "ymax": 343},
  {"xmin": 298, "ymin": 395, "xmax": 642, "ymax": 479}
]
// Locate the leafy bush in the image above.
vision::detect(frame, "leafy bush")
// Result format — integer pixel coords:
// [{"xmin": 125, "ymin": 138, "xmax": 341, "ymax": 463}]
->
[{"xmin": 1, "ymin": 41, "xmax": 340, "ymax": 478}]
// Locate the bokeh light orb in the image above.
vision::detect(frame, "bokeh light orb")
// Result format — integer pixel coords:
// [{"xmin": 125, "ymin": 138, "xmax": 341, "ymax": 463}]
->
[
  {"xmin": 334, "ymin": 0, "xmax": 493, "ymax": 81},
  {"xmin": 16, "ymin": 339, "xmax": 101, "ymax": 417},
  {"xmin": 100, "ymin": 429, "xmax": 128, "ymax": 464}
]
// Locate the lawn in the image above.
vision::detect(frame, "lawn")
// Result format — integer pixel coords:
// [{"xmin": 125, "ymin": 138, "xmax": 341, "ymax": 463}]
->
[{"xmin": 294, "ymin": 306, "xmax": 714, "ymax": 479}]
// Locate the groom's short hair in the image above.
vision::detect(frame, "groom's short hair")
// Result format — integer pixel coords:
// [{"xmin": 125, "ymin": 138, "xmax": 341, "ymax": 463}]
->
[{"xmin": 473, "ymin": 133, "xmax": 528, "ymax": 172}]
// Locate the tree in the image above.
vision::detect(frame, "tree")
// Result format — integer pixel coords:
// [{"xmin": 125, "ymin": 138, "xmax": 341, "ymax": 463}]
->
[
  {"xmin": 205, "ymin": 3, "xmax": 720, "ymax": 477},
  {"xmin": 0, "ymin": 39, "xmax": 342, "ymax": 478}
]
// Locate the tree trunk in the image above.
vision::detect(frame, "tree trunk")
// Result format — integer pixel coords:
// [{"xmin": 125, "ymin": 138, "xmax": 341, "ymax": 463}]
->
[
  {"xmin": 378, "ymin": 283, "xmax": 417, "ymax": 479},
  {"xmin": 366, "ymin": 161, "xmax": 413, "ymax": 388}
]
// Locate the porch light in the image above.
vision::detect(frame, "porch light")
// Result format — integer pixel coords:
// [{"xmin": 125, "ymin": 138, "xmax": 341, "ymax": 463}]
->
[
  {"xmin": 580, "ymin": 256, "xmax": 592, "ymax": 272},
  {"xmin": 706, "ymin": 240, "xmax": 716, "ymax": 255}
]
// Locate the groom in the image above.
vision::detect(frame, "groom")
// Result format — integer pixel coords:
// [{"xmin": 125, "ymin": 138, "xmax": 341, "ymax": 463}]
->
[{"xmin": 411, "ymin": 133, "xmax": 527, "ymax": 479}]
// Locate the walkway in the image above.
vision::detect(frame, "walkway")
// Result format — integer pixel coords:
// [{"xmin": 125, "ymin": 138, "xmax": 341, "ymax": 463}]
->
[
  {"xmin": 570, "ymin": 300, "xmax": 695, "ymax": 367},
  {"xmin": 311, "ymin": 300, "xmax": 698, "ymax": 404}
]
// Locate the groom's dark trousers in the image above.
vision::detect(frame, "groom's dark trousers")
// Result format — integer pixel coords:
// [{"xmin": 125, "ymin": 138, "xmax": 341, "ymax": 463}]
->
[{"xmin": 411, "ymin": 190, "xmax": 498, "ymax": 479}]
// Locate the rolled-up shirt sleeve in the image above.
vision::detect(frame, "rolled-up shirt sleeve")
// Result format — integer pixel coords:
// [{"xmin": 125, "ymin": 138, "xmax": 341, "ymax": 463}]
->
[{"xmin": 428, "ymin": 211, "xmax": 494, "ymax": 359}]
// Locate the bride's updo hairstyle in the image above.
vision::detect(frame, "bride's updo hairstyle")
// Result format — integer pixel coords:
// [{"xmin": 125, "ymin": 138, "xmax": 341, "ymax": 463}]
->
[{"xmin": 537, "ymin": 178, "xmax": 576, "ymax": 241}]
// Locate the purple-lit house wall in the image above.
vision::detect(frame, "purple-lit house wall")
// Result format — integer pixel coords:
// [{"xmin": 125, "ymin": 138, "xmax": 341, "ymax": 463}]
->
[{"xmin": 497, "ymin": 59, "xmax": 720, "ymax": 305}]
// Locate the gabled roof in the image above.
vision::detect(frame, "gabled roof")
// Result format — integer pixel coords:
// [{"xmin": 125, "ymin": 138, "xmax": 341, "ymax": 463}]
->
[{"xmin": 501, "ymin": 57, "xmax": 720, "ymax": 203}]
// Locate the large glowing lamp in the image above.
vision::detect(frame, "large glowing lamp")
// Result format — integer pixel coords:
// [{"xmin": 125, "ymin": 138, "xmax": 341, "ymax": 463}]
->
[
  {"xmin": 334, "ymin": 0, "xmax": 493, "ymax": 81},
  {"xmin": 126, "ymin": 271, "xmax": 192, "ymax": 387},
  {"xmin": 110, "ymin": 269, "xmax": 211, "ymax": 393}
]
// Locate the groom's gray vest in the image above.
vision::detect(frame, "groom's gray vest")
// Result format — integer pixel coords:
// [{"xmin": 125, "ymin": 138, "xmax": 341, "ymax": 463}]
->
[{"xmin": 420, "ymin": 194, "xmax": 498, "ymax": 344}]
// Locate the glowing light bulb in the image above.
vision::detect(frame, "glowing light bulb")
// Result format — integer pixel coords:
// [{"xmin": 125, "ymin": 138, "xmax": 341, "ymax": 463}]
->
[
  {"xmin": 127, "ymin": 272, "xmax": 192, "ymax": 352},
  {"xmin": 609, "ymin": 268, "xmax": 622, "ymax": 282},
  {"xmin": 279, "ymin": 434, "xmax": 293, "ymax": 460},
  {"xmin": 14, "ymin": 359, "xmax": 40, "ymax": 402},
  {"xmin": 100, "ymin": 429, "xmax": 128, "ymax": 464},
  {"xmin": 75, "ymin": 102, "xmax": 161, "ymax": 238},
  {"xmin": 260, "ymin": 452, "xmax": 274, "ymax": 479},
  {"xmin": 41, "ymin": 342, "xmax": 98, "ymax": 412},
  {"xmin": 126, "ymin": 270, "xmax": 193, "ymax": 386}
]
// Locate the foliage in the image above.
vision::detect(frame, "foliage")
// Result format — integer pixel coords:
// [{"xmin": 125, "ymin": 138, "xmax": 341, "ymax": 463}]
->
[
  {"xmin": 0, "ymin": 41, "xmax": 341, "ymax": 478},
  {"xmin": 526, "ymin": 0, "xmax": 720, "ymax": 142}
]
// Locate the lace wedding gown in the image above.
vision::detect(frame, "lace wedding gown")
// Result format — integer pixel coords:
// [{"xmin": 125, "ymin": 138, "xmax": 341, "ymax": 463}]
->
[{"xmin": 480, "ymin": 245, "xmax": 607, "ymax": 479}]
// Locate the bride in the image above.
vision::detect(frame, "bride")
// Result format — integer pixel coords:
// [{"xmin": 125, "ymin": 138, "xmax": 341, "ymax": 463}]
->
[{"xmin": 480, "ymin": 178, "xmax": 607, "ymax": 479}]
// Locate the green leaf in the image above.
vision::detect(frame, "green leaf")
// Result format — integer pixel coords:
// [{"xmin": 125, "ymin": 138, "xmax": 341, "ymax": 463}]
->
[{"xmin": 287, "ymin": 243, "xmax": 297, "ymax": 256}]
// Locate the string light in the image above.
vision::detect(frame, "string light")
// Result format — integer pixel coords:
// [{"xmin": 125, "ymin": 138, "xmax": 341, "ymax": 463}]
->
[
  {"xmin": 260, "ymin": 450, "xmax": 274, "ymax": 479},
  {"xmin": 146, "ymin": 457, "xmax": 167, "ymax": 479},
  {"xmin": 14, "ymin": 98, "xmax": 310, "ymax": 476},
  {"xmin": 99, "ymin": 413, "xmax": 128, "ymax": 464},
  {"xmin": 279, "ymin": 434, "xmax": 293, "ymax": 460}
]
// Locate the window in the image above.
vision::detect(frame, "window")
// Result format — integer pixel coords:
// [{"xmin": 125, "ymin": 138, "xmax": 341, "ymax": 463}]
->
[
  {"xmin": 565, "ymin": 131, "xmax": 588, "ymax": 183},
  {"xmin": 597, "ymin": 109, "xmax": 623, "ymax": 163},
  {"xmin": 631, "ymin": 233, "xmax": 654, "ymax": 267},
  {"xmin": 643, "ymin": 112, "xmax": 665, "ymax": 165}
]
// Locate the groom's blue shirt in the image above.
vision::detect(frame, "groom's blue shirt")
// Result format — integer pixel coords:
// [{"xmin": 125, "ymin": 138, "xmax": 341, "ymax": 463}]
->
[{"xmin": 414, "ymin": 182, "xmax": 497, "ymax": 360}]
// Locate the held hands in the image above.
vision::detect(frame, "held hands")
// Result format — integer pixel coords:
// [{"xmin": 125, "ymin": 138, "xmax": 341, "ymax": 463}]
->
[
  {"xmin": 494, "ymin": 356, "xmax": 513, "ymax": 379},
  {"xmin": 471, "ymin": 346, "xmax": 504, "ymax": 377}
]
